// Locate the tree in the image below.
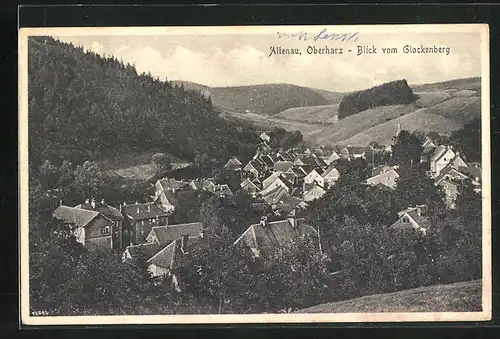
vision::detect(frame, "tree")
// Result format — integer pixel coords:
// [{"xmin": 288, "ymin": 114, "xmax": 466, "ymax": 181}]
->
[
  {"xmin": 393, "ymin": 166, "xmax": 446, "ymax": 218},
  {"xmin": 67, "ymin": 160, "xmax": 104, "ymax": 203},
  {"xmin": 391, "ymin": 130, "xmax": 422, "ymax": 168},
  {"xmin": 151, "ymin": 153, "xmax": 172, "ymax": 177}
]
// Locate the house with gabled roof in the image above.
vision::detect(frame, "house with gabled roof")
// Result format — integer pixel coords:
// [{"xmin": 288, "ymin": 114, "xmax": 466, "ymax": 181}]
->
[
  {"xmin": 321, "ymin": 150, "xmax": 340, "ymax": 165},
  {"xmin": 223, "ymin": 157, "xmax": 243, "ymax": 172},
  {"xmin": 303, "ymin": 183, "xmax": 327, "ymax": 202},
  {"xmin": 146, "ymin": 222, "xmax": 203, "ymax": 245},
  {"xmin": 437, "ymin": 179, "xmax": 460, "ymax": 209},
  {"xmin": 274, "ymin": 161, "xmax": 294, "ymax": 173},
  {"xmin": 420, "ymin": 138, "xmax": 437, "ymax": 163},
  {"xmin": 122, "ymin": 202, "xmax": 171, "ymax": 245},
  {"xmin": 243, "ymin": 159, "xmax": 266, "ymax": 179},
  {"xmin": 154, "ymin": 178, "xmax": 189, "ymax": 213},
  {"xmin": 53, "ymin": 204, "xmax": 116, "ymax": 250},
  {"xmin": 75, "ymin": 198, "xmax": 125, "ymax": 249},
  {"xmin": 260, "ymin": 174, "xmax": 293, "ymax": 198},
  {"xmin": 459, "ymin": 164, "xmax": 481, "ymax": 185},
  {"xmin": 261, "ymin": 185, "xmax": 290, "ymax": 205},
  {"xmin": 448, "ymin": 153, "xmax": 468, "ymax": 170},
  {"xmin": 434, "ymin": 165, "xmax": 469, "ymax": 186},
  {"xmin": 233, "ymin": 215, "xmax": 318, "ymax": 259},
  {"xmin": 303, "ymin": 169, "xmax": 325, "ymax": 188},
  {"xmin": 321, "ymin": 166, "xmax": 340, "ymax": 187},
  {"xmin": 272, "ymin": 195, "xmax": 305, "ymax": 216},
  {"xmin": 429, "ymin": 145, "xmax": 456, "ymax": 177},
  {"xmin": 240, "ymin": 177, "xmax": 261, "ymax": 195},
  {"xmin": 122, "ymin": 241, "xmax": 181, "ymax": 289},
  {"xmin": 214, "ymin": 184, "xmax": 233, "ymax": 197},
  {"xmin": 365, "ymin": 167, "xmax": 400, "ymax": 190},
  {"xmin": 390, "ymin": 205, "xmax": 430, "ymax": 235}
]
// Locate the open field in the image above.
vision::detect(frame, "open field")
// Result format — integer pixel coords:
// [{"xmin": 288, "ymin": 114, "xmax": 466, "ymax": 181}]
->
[
  {"xmin": 339, "ymin": 112, "xmax": 462, "ymax": 146},
  {"xmin": 310, "ymin": 104, "xmax": 419, "ymax": 145},
  {"xmin": 297, "ymin": 280, "xmax": 482, "ymax": 313},
  {"xmin": 272, "ymin": 104, "xmax": 340, "ymax": 124},
  {"xmin": 97, "ymin": 151, "xmax": 190, "ymax": 182}
]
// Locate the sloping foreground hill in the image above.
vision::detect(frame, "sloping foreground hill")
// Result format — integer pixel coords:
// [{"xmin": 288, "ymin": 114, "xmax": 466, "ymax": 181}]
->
[
  {"xmin": 172, "ymin": 80, "xmax": 344, "ymax": 115},
  {"xmin": 297, "ymin": 280, "xmax": 482, "ymax": 313}
]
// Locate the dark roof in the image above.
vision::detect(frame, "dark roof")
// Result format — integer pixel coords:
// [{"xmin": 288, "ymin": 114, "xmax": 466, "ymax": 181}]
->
[
  {"xmin": 274, "ymin": 195, "xmax": 303, "ymax": 215},
  {"xmin": 278, "ymin": 152, "xmax": 293, "ymax": 161},
  {"xmin": 291, "ymin": 167, "xmax": 306, "ymax": 178},
  {"xmin": 313, "ymin": 157, "xmax": 327, "ymax": 167},
  {"xmin": 125, "ymin": 242, "xmax": 164, "ymax": 261},
  {"xmin": 274, "ymin": 161, "xmax": 294, "ymax": 172},
  {"xmin": 407, "ymin": 210, "xmax": 432, "ymax": 230},
  {"xmin": 261, "ymin": 155, "xmax": 275, "ymax": 168},
  {"xmin": 459, "ymin": 165, "xmax": 481, "ymax": 181},
  {"xmin": 261, "ymin": 185, "xmax": 289, "ymax": 204},
  {"xmin": 434, "ymin": 165, "xmax": 469, "ymax": 184},
  {"xmin": 53, "ymin": 205, "xmax": 100, "ymax": 228},
  {"xmin": 147, "ymin": 241, "xmax": 177, "ymax": 269},
  {"xmin": 234, "ymin": 218, "xmax": 317, "ymax": 257},
  {"xmin": 75, "ymin": 202, "xmax": 124, "ymax": 221},
  {"xmin": 122, "ymin": 202, "xmax": 170, "ymax": 220},
  {"xmin": 149, "ymin": 222, "xmax": 203, "ymax": 245}
]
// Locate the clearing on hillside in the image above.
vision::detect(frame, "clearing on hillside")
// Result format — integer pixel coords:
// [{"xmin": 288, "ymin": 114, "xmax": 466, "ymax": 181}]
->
[
  {"xmin": 297, "ymin": 280, "xmax": 482, "ymax": 313},
  {"xmin": 424, "ymin": 96, "xmax": 481, "ymax": 124},
  {"xmin": 272, "ymin": 104, "xmax": 340, "ymax": 124},
  {"xmin": 309, "ymin": 104, "xmax": 419, "ymax": 145},
  {"xmin": 338, "ymin": 111, "xmax": 462, "ymax": 146}
]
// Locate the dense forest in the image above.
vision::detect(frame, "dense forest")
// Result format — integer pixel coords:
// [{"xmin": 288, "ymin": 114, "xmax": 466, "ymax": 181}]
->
[
  {"xmin": 338, "ymin": 79, "xmax": 417, "ymax": 119},
  {"xmin": 28, "ymin": 36, "xmax": 261, "ymax": 175}
]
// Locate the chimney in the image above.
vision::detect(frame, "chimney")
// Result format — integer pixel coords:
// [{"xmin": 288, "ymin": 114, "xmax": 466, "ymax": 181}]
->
[
  {"xmin": 85, "ymin": 198, "xmax": 90, "ymax": 204},
  {"xmin": 101, "ymin": 199, "xmax": 105, "ymax": 205},
  {"xmin": 59, "ymin": 199, "xmax": 63, "ymax": 206},
  {"xmin": 137, "ymin": 206, "xmax": 140, "ymax": 214},
  {"xmin": 147, "ymin": 204, "xmax": 151, "ymax": 212},
  {"xmin": 91, "ymin": 198, "xmax": 96, "ymax": 209}
]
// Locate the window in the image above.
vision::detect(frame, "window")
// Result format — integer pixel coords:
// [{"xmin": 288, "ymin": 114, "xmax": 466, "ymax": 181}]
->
[
  {"xmin": 101, "ymin": 226, "xmax": 110, "ymax": 234},
  {"xmin": 402, "ymin": 216, "xmax": 409, "ymax": 223}
]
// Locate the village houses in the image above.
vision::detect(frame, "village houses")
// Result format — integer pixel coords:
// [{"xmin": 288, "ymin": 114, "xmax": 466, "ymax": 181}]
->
[
  {"xmin": 54, "ymin": 198, "xmax": 123, "ymax": 251},
  {"xmin": 390, "ymin": 205, "xmax": 431, "ymax": 235}
]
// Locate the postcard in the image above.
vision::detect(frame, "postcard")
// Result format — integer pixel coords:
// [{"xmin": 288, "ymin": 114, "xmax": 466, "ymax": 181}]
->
[{"xmin": 19, "ymin": 24, "xmax": 491, "ymax": 325}]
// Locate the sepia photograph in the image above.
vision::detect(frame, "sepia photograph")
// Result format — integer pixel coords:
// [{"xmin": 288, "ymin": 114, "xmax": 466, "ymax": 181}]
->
[{"xmin": 18, "ymin": 24, "xmax": 491, "ymax": 325}]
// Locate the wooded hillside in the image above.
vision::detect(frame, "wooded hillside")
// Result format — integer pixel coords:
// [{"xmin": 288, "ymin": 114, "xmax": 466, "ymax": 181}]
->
[
  {"xmin": 338, "ymin": 79, "xmax": 417, "ymax": 119},
  {"xmin": 28, "ymin": 37, "xmax": 259, "ymax": 173}
]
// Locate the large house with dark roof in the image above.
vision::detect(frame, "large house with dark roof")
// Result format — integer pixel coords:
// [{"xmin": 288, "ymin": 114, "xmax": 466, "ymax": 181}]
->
[
  {"xmin": 234, "ymin": 215, "xmax": 318, "ymax": 259},
  {"xmin": 75, "ymin": 198, "xmax": 125, "ymax": 249},
  {"xmin": 122, "ymin": 202, "xmax": 171, "ymax": 245},
  {"xmin": 146, "ymin": 222, "xmax": 204, "ymax": 246},
  {"xmin": 53, "ymin": 204, "xmax": 117, "ymax": 250}
]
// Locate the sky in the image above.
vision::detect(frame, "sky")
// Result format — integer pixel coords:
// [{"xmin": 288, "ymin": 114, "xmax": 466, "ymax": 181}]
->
[{"xmin": 55, "ymin": 28, "xmax": 483, "ymax": 92}]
